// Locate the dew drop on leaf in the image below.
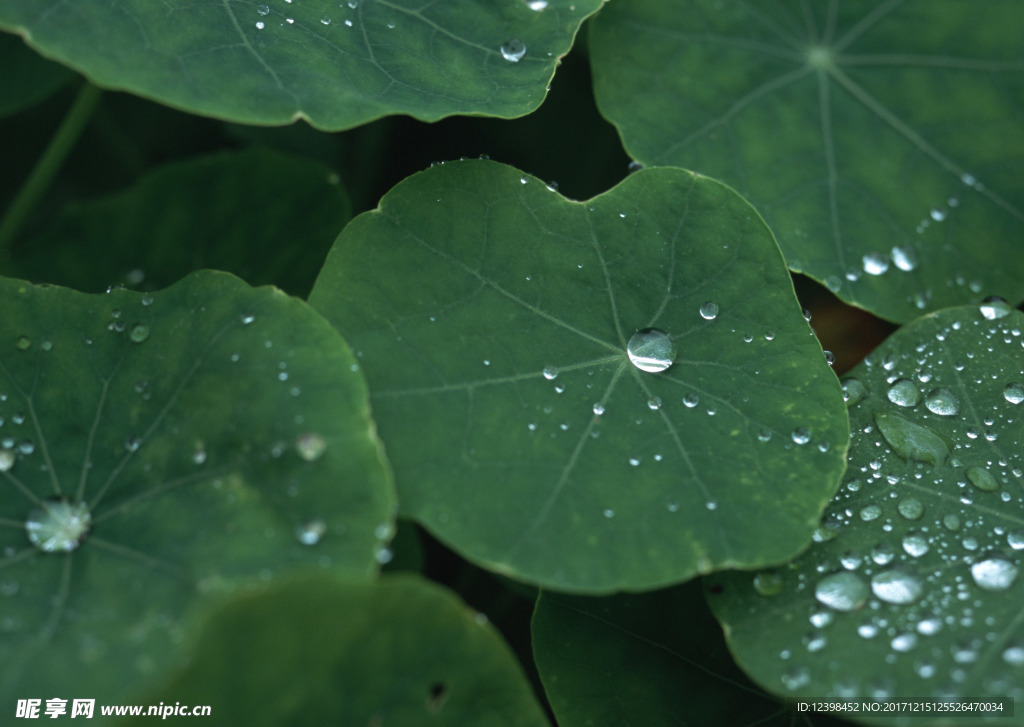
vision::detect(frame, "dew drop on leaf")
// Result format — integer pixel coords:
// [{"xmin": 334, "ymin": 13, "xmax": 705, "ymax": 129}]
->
[
  {"xmin": 870, "ymin": 568, "xmax": 923, "ymax": 604},
  {"xmin": 970, "ymin": 556, "xmax": 1019, "ymax": 591},
  {"xmin": 129, "ymin": 324, "xmax": 150, "ymax": 343},
  {"xmin": 979, "ymin": 296, "xmax": 1012, "ymax": 320},
  {"xmin": 0, "ymin": 449, "xmax": 14, "ymax": 472},
  {"xmin": 862, "ymin": 252, "xmax": 889, "ymax": 276},
  {"xmin": 841, "ymin": 377, "xmax": 868, "ymax": 407},
  {"xmin": 791, "ymin": 427, "xmax": 811, "ymax": 445},
  {"xmin": 699, "ymin": 301, "xmax": 719, "ymax": 320},
  {"xmin": 500, "ymin": 38, "xmax": 526, "ymax": 62},
  {"xmin": 626, "ymin": 328, "xmax": 675, "ymax": 373},
  {"xmin": 295, "ymin": 432, "xmax": 327, "ymax": 461},
  {"xmin": 295, "ymin": 519, "xmax": 326, "ymax": 545},
  {"xmin": 753, "ymin": 571, "xmax": 784, "ymax": 597},
  {"xmin": 886, "ymin": 378, "xmax": 921, "ymax": 407},
  {"xmin": 897, "ymin": 497, "xmax": 923, "ymax": 520},
  {"xmin": 1003, "ymin": 382, "xmax": 1024, "ymax": 405},
  {"xmin": 25, "ymin": 499, "xmax": 91, "ymax": 552},
  {"xmin": 814, "ymin": 571, "xmax": 868, "ymax": 611},
  {"xmin": 923, "ymin": 387, "xmax": 959, "ymax": 416},
  {"xmin": 542, "ymin": 365, "xmax": 559, "ymax": 380},
  {"xmin": 890, "ymin": 245, "xmax": 918, "ymax": 272}
]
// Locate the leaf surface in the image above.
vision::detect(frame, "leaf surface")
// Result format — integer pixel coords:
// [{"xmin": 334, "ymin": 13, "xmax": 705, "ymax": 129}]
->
[
  {"xmin": 132, "ymin": 574, "xmax": 551, "ymax": 727},
  {"xmin": 11, "ymin": 148, "xmax": 350, "ymax": 297},
  {"xmin": 708, "ymin": 303, "xmax": 1024, "ymax": 723},
  {"xmin": 309, "ymin": 159, "xmax": 848, "ymax": 592},
  {"xmin": 590, "ymin": 0, "xmax": 1024, "ymax": 322},
  {"xmin": 0, "ymin": 33, "xmax": 74, "ymax": 119},
  {"xmin": 0, "ymin": 0, "xmax": 602, "ymax": 129},
  {"xmin": 0, "ymin": 271, "xmax": 394, "ymax": 706}
]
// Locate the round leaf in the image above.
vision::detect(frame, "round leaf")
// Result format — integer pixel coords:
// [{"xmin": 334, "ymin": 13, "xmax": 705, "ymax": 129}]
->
[
  {"xmin": 0, "ymin": 0, "xmax": 603, "ymax": 129},
  {"xmin": 590, "ymin": 0, "xmax": 1024, "ymax": 322},
  {"xmin": 135, "ymin": 574, "xmax": 551, "ymax": 727},
  {"xmin": 0, "ymin": 271, "xmax": 394, "ymax": 705},
  {"xmin": 0, "ymin": 32, "xmax": 74, "ymax": 119},
  {"xmin": 708, "ymin": 304, "xmax": 1024, "ymax": 720},
  {"xmin": 309, "ymin": 159, "xmax": 848, "ymax": 593}
]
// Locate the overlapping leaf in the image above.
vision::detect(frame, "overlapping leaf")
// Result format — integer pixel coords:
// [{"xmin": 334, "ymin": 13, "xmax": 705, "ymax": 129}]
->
[
  {"xmin": 590, "ymin": 0, "xmax": 1024, "ymax": 322},
  {"xmin": 0, "ymin": 0, "xmax": 602, "ymax": 129},
  {"xmin": 309, "ymin": 159, "xmax": 848, "ymax": 593},
  {"xmin": 132, "ymin": 574, "xmax": 551, "ymax": 726},
  {"xmin": 709, "ymin": 303, "xmax": 1024, "ymax": 724},
  {"xmin": 0, "ymin": 272, "xmax": 394, "ymax": 707},
  {"xmin": 11, "ymin": 148, "xmax": 350, "ymax": 297},
  {"xmin": 0, "ymin": 33, "xmax": 73, "ymax": 119}
]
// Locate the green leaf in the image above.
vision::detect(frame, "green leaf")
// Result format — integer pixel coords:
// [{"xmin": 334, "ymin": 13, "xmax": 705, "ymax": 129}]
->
[
  {"xmin": 0, "ymin": 33, "xmax": 74, "ymax": 119},
  {"xmin": 132, "ymin": 573, "xmax": 551, "ymax": 727},
  {"xmin": 309, "ymin": 159, "xmax": 848, "ymax": 593},
  {"xmin": 0, "ymin": 272, "xmax": 394, "ymax": 706},
  {"xmin": 10, "ymin": 148, "xmax": 350, "ymax": 297},
  {"xmin": 533, "ymin": 581, "xmax": 850, "ymax": 727},
  {"xmin": 708, "ymin": 304, "xmax": 1024, "ymax": 721},
  {"xmin": 590, "ymin": 1, "xmax": 1024, "ymax": 322},
  {"xmin": 0, "ymin": 0, "xmax": 603, "ymax": 130}
]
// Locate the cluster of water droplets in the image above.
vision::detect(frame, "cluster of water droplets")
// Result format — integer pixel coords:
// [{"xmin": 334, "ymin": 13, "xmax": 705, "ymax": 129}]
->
[{"xmin": 743, "ymin": 305, "xmax": 1024, "ymax": 700}]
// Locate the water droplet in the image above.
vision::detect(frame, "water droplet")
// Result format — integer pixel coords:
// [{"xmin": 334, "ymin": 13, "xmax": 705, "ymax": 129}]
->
[
  {"xmin": 970, "ymin": 556, "xmax": 1018, "ymax": 591},
  {"xmin": 15, "ymin": 336, "xmax": 30, "ymax": 350},
  {"xmin": 626, "ymin": 329, "xmax": 676, "ymax": 373},
  {"xmin": 791, "ymin": 427, "xmax": 811, "ymax": 445},
  {"xmin": 929, "ymin": 208, "xmax": 947, "ymax": 222},
  {"xmin": 627, "ymin": 457, "xmax": 640, "ymax": 467},
  {"xmin": 923, "ymin": 387, "xmax": 959, "ymax": 416},
  {"xmin": 321, "ymin": 16, "xmax": 331, "ymax": 24},
  {"xmin": 886, "ymin": 378, "xmax": 921, "ymax": 407},
  {"xmin": 1008, "ymin": 530, "xmax": 1024, "ymax": 550},
  {"xmin": 592, "ymin": 403, "xmax": 605, "ymax": 416},
  {"xmin": 980, "ymin": 296, "xmax": 1012, "ymax": 320},
  {"xmin": 603, "ymin": 508, "xmax": 615, "ymax": 518},
  {"xmin": 1003, "ymin": 382, "xmax": 1024, "ymax": 405},
  {"xmin": 375, "ymin": 547, "xmax": 393, "ymax": 565},
  {"xmin": 862, "ymin": 252, "xmax": 889, "ymax": 275},
  {"xmin": 123, "ymin": 437, "xmax": 140, "ymax": 453},
  {"xmin": 0, "ymin": 449, "xmax": 14, "ymax": 472},
  {"xmin": 781, "ymin": 666, "xmax": 810, "ymax": 690},
  {"xmin": 255, "ymin": 20, "xmax": 264, "ymax": 29},
  {"xmin": 682, "ymin": 393, "xmax": 699, "ymax": 408},
  {"xmin": 890, "ymin": 245, "xmax": 918, "ymax": 272},
  {"xmin": 257, "ymin": 4, "xmax": 269, "ymax": 14},
  {"xmin": 942, "ymin": 514, "xmax": 961, "ymax": 531},
  {"xmin": 966, "ymin": 465, "xmax": 998, "ymax": 492},
  {"xmin": 871, "ymin": 568, "xmax": 923, "ymax": 604},
  {"xmin": 874, "ymin": 411, "xmax": 949, "ymax": 465},
  {"xmin": 129, "ymin": 324, "xmax": 149, "ymax": 343},
  {"xmin": 25, "ymin": 499, "xmax": 91, "ymax": 552},
  {"xmin": 647, "ymin": 396, "xmax": 661, "ymax": 411},
  {"xmin": 859, "ymin": 505, "xmax": 881, "ymax": 521},
  {"xmin": 891, "ymin": 632, "xmax": 918, "ymax": 652},
  {"xmin": 897, "ymin": 497, "xmax": 923, "ymax": 520},
  {"xmin": 699, "ymin": 301, "xmax": 719, "ymax": 320},
  {"xmin": 527, "ymin": 0, "xmax": 548, "ymax": 8},
  {"xmin": 500, "ymin": 38, "xmax": 526, "ymax": 62},
  {"xmin": 1003, "ymin": 645, "xmax": 1024, "ymax": 666},
  {"xmin": 757, "ymin": 428, "xmax": 772, "ymax": 442},
  {"xmin": 295, "ymin": 432, "xmax": 327, "ymax": 461},
  {"xmin": 753, "ymin": 571, "xmax": 784, "ymax": 596},
  {"xmin": 240, "ymin": 314, "xmax": 255, "ymax": 325},
  {"xmin": 814, "ymin": 572, "xmax": 868, "ymax": 611},
  {"xmin": 542, "ymin": 365, "xmax": 559, "ymax": 380},
  {"xmin": 296, "ymin": 519, "xmax": 326, "ymax": 545},
  {"xmin": 192, "ymin": 443, "xmax": 207, "ymax": 465},
  {"xmin": 902, "ymin": 533, "xmax": 929, "ymax": 557},
  {"xmin": 841, "ymin": 377, "xmax": 868, "ymax": 407}
]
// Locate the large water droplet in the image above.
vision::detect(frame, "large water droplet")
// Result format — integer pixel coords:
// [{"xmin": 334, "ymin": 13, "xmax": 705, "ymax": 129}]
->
[
  {"xmin": 887, "ymin": 378, "xmax": 921, "ymax": 407},
  {"xmin": 814, "ymin": 571, "xmax": 868, "ymax": 611},
  {"xmin": 902, "ymin": 533, "xmax": 929, "ymax": 558},
  {"xmin": 0, "ymin": 449, "xmax": 14, "ymax": 472},
  {"xmin": 890, "ymin": 245, "xmax": 918, "ymax": 272},
  {"xmin": 699, "ymin": 301, "xmax": 719, "ymax": 320},
  {"xmin": 970, "ymin": 556, "xmax": 1018, "ymax": 591},
  {"xmin": 1003, "ymin": 382, "xmax": 1024, "ymax": 405},
  {"xmin": 874, "ymin": 411, "xmax": 949, "ymax": 465},
  {"xmin": 870, "ymin": 568, "xmax": 923, "ymax": 604},
  {"xmin": 626, "ymin": 329, "xmax": 676, "ymax": 373},
  {"xmin": 966, "ymin": 465, "xmax": 998, "ymax": 492},
  {"xmin": 923, "ymin": 387, "xmax": 959, "ymax": 416},
  {"xmin": 25, "ymin": 499, "xmax": 91, "ymax": 552},
  {"xmin": 897, "ymin": 497, "xmax": 923, "ymax": 520},
  {"xmin": 500, "ymin": 38, "xmax": 526, "ymax": 62},
  {"xmin": 295, "ymin": 432, "xmax": 327, "ymax": 461},
  {"xmin": 979, "ymin": 296, "xmax": 1012, "ymax": 320},
  {"xmin": 862, "ymin": 252, "xmax": 889, "ymax": 276}
]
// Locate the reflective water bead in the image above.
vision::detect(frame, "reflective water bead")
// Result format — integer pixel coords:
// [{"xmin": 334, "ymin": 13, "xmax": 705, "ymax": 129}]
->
[
  {"xmin": 1004, "ymin": 382, "xmax": 1024, "ymax": 405},
  {"xmin": 814, "ymin": 571, "xmax": 868, "ymax": 611},
  {"xmin": 25, "ymin": 500, "xmax": 91, "ymax": 552},
  {"xmin": 871, "ymin": 568, "xmax": 923, "ymax": 604},
  {"xmin": 902, "ymin": 533, "xmax": 929, "ymax": 558},
  {"xmin": 924, "ymin": 387, "xmax": 959, "ymax": 416},
  {"xmin": 500, "ymin": 38, "xmax": 526, "ymax": 62},
  {"xmin": 841, "ymin": 377, "xmax": 868, "ymax": 407},
  {"xmin": 647, "ymin": 396, "xmax": 661, "ymax": 411},
  {"xmin": 791, "ymin": 427, "xmax": 811, "ymax": 445},
  {"xmin": 862, "ymin": 252, "xmax": 889, "ymax": 275},
  {"xmin": 753, "ymin": 571, "xmax": 784, "ymax": 596},
  {"xmin": 890, "ymin": 245, "xmax": 918, "ymax": 272},
  {"xmin": 542, "ymin": 365, "xmax": 558, "ymax": 380},
  {"xmin": 295, "ymin": 432, "xmax": 327, "ymax": 461},
  {"xmin": 0, "ymin": 449, "xmax": 14, "ymax": 472},
  {"xmin": 970, "ymin": 556, "xmax": 1018, "ymax": 591},
  {"xmin": 296, "ymin": 519, "xmax": 326, "ymax": 545},
  {"xmin": 626, "ymin": 329, "xmax": 676, "ymax": 373},
  {"xmin": 887, "ymin": 378, "xmax": 921, "ymax": 407},
  {"xmin": 980, "ymin": 296, "xmax": 1012, "ymax": 320},
  {"xmin": 592, "ymin": 403, "xmax": 605, "ymax": 416},
  {"xmin": 699, "ymin": 301, "xmax": 719, "ymax": 320},
  {"xmin": 897, "ymin": 497, "xmax": 923, "ymax": 520}
]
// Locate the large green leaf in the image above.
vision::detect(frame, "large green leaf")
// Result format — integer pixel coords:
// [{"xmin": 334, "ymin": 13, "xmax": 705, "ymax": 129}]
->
[
  {"xmin": 590, "ymin": 1, "xmax": 1024, "ymax": 323},
  {"xmin": 309, "ymin": 159, "xmax": 848, "ymax": 593},
  {"xmin": 532, "ymin": 582, "xmax": 849, "ymax": 727},
  {"xmin": 0, "ymin": 272, "xmax": 394, "ymax": 707},
  {"xmin": 9, "ymin": 147, "xmax": 350, "ymax": 297},
  {"xmin": 0, "ymin": 33, "xmax": 74, "ymax": 119},
  {"xmin": 708, "ymin": 303, "xmax": 1024, "ymax": 723},
  {"xmin": 132, "ymin": 573, "xmax": 550, "ymax": 726},
  {"xmin": 0, "ymin": 0, "xmax": 603, "ymax": 130}
]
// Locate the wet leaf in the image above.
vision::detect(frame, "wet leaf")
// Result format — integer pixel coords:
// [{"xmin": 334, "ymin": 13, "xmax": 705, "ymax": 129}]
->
[
  {"xmin": 0, "ymin": 271, "xmax": 394, "ymax": 705},
  {"xmin": 132, "ymin": 573, "xmax": 550, "ymax": 727},
  {"xmin": 0, "ymin": 0, "xmax": 603, "ymax": 129},
  {"xmin": 11, "ymin": 148, "xmax": 350, "ymax": 297},
  {"xmin": 309, "ymin": 159, "xmax": 848, "ymax": 593},
  {"xmin": 591, "ymin": 1, "xmax": 1024, "ymax": 322},
  {"xmin": 708, "ymin": 304, "xmax": 1024, "ymax": 722}
]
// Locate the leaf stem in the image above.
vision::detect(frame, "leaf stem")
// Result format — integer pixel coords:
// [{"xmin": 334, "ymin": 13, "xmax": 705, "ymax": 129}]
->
[{"xmin": 0, "ymin": 81, "xmax": 103, "ymax": 259}]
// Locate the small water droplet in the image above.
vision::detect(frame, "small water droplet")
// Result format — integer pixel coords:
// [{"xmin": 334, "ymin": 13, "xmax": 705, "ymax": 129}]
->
[
  {"xmin": 923, "ymin": 387, "xmax": 959, "ymax": 416},
  {"xmin": 862, "ymin": 252, "xmax": 889, "ymax": 275},
  {"xmin": 887, "ymin": 378, "xmax": 921, "ymax": 407},
  {"xmin": 757, "ymin": 428, "xmax": 772, "ymax": 442},
  {"xmin": 626, "ymin": 329, "xmax": 676, "ymax": 373},
  {"xmin": 814, "ymin": 571, "xmax": 868, "ymax": 611},
  {"xmin": 1008, "ymin": 530, "xmax": 1024, "ymax": 550},
  {"xmin": 1003, "ymin": 645, "xmax": 1024, "ymax": 666},
  {"xmin": 1003, "ymin": 382, "xmax": 1024, "ymax": 405},
  {"xmin": 375, "ymin": 547, "xmax": 393, "ymax": 565},
  {"xmin": 699, "ymin": 301, "xmax": 719, "ymax": 320},
  {"xmin": 500, "ymin": 38, "xmax": 526, "ymax": 62},
  {"xmin": 129, "ymin": 324, "xmax": 149, "ymax": 343},
  {"xmin": 647, "ymin": 396, "xmax": 661, "ymax": 411},
  {"xmin": 542, "ymin": 365, "xmax": 559, "ymax": 380},
  {"xmin": 628, "ymin": 457, "xmax": 640, "ymax": 467},
  {"xmin": 255, "ymin": 21, "xmax": 265, "ymax": 29},
  {"xmin": 682, "ymin": 393, "xmax": 699, "ymax": 408},
  {"xmin": 970, "ymin": 556, "xmax": 1018, "ymax": 591},
  {"xmin": 321, "ymin": 16, "xmax": 331, "ymax": 24},
  {"xmin": 296, "ymin": 519, "xmax": 326, "ymax": 545},
  {"xmin": 791, "ymin": 427, "xmax": 811, "ymax": 445},
  {"xmin": 25, "ymin": 499, "xmax": 91, "ymax": 552},
  {"xmin": 141, "ymin": 294, "xmax": 154, "ymax": 307},
  {"xmin": 753, "ymin": 571, "xmax": 784, "ymax": 596},
  {"xmin": 897, "ymin": 497, "xmax": 923, "ymax": 520},
  {"xmin": 929, "ymin": 208, "xmax": 947, "ymax": 222},
  {"xmin": 527, "ymin": 0, "xmax": 548, "ymax": 8},
  {"xmin": 859, "ymin": 505, "xmax": 881, "ymax": 521},
  {"xmin": 257, "ymin": 4, "xmax": 269, "ymax": 14},
  {"xmin": 0, "ymin": 449, "xmax": 14, "ymax": 472},
  {"xmin": 841, "ymin": 377, "xmax": 868, "ymax": 407},
  {"xmin": 295, "ymin": 432, "xmax": 327, "ymax": 461},
  {"xmin": 592, "ymin": 402, "xmax": 605, "ymax": 416},
  {"xmin": 240, "ymin": 314, "xmax": 255, "ymax": 325},
  {"xmin": 871, "ymin": 568, "xmax": 923, "ymax": 604},
  {"xmin": 123, "ymin": 437, "xmax": 140, "ymax": 453},
  {"xmin": 890, "ymin": 245, "xmax": 918, "ymax": 272}
]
